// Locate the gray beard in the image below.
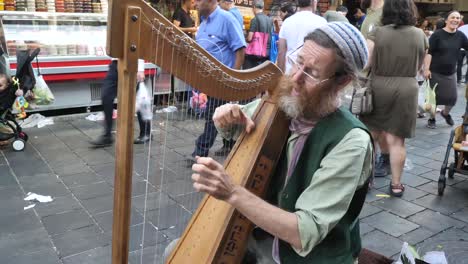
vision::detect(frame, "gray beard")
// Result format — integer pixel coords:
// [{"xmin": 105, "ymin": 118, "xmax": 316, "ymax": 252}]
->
[{"xmin": 278, "ymin": 94, "xmax": 303, "ymax": 119}]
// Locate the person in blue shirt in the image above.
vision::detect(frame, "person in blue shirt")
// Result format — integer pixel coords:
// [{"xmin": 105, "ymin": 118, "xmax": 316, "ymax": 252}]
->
[
  {"xmin": 219, "ymin": 0, "xmax": 244, "ymax": 30},
  {"xmin": 189, "ymin": 0, "xmax": 246, "ymax": 160}
]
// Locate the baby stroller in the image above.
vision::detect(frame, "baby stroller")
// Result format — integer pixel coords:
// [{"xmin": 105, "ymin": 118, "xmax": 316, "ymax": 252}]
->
[
  {"xmin": 439, "ymin": 114, "xmax": 468, "ymax": 195},
  {"xmin": 0, "ymin": 48, "xmax": 40, "ymax": 151}
]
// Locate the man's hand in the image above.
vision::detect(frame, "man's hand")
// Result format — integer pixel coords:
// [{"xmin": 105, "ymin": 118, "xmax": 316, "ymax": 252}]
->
[
  {"xmin": 213, "ymin": 104, "xmax": 255, "ymax": 133},
  {"xmin": 192, "ymin": 156, "xmax": 237, "ymax": 201},
  {"xmin": 137, "ymin": 71, "xmax": 145, "ymax": 82}
]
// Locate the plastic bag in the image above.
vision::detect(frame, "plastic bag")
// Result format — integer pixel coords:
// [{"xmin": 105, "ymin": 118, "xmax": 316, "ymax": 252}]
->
[
  {"xmin": 33, "ymin": 74, "xmax": 54, "ymax": 105},
  {"xmin": 135, "ymin": 82, "xmax": 153, "ymax": 121},
  {"xmin": 423, "ymin": 79, "xmax": 437, "ymax": 115},
  {"xmin": 270, "ymin": 32, "xmax": 279, "ymax": 63}
]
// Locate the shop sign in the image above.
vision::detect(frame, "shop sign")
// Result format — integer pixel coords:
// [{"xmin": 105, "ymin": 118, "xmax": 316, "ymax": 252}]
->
[{"xmin": 234, "ymin": 0, "xmax": 254, "ymax": 7}]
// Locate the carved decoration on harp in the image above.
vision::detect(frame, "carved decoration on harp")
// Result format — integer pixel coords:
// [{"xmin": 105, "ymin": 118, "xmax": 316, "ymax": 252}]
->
[{"xmin": 107, "ymin": 1, "xmax": 289, "ymax": 264}]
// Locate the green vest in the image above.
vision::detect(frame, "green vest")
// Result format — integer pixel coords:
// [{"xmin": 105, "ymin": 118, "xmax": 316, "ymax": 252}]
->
[{"xmin": 273, "ymin": 108, "xmax": 371, "ymax": 264}]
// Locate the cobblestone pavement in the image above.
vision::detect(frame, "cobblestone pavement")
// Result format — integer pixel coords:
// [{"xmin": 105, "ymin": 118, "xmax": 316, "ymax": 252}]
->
[{"xmin": 2, "ymin": 86, "xmax": 468, "ymax": 264}]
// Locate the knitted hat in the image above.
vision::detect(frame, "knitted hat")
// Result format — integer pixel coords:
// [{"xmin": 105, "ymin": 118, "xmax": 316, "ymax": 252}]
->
[{"xmin": 316, "ymin": 22, "xmax": 369, "ymax": 71}]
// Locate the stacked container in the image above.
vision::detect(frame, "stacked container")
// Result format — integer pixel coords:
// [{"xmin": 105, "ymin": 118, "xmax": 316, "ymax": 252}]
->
[
  {"xmin": 26, "ymin": 0, "xmax": 35, "ymax": 11},
  {"xmin": 15, "ymin": 0, "xmax": 25, "ymax": 11},
  {"xmin": 35, "ymin": 0, "xmax": 47, "ymax": 11},
  {"xmin": 46, "ymin": 0, "xmax": 54, "ymax": 12},
  {"xmin": 64, "ymin": 0, "xmax": 73, "ymax": 12},
  {"xmin": 55, "ymin": 0, "xmax": 64, "ymax": 12},
  {"xmin": 5, "ymin": 0, "xmax": 15, "ymax": 11}
]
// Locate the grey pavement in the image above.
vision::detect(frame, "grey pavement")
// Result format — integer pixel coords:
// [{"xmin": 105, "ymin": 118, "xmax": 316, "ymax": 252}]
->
[{"xmin": 2, "ymin": 85, "xmax": 468, "ymax": 264}]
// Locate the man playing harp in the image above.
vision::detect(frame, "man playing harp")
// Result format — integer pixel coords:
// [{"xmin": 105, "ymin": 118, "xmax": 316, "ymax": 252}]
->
[{"xmin": 192, "ymin": 23, "xmax": 373, "ymax": 263}]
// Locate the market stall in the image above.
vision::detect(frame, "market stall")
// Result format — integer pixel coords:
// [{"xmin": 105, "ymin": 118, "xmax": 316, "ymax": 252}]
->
[{"xmin": 0, "ymin": 8, "xmax": 156, "ymax": 112}]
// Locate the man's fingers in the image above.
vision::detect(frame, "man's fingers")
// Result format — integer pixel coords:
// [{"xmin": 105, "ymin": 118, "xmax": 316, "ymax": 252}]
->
[
  {"xmin": 193, "ymin": 182, "xmax": 217, "ymax": 194},
  {"xmin": 195, "ymin": 156, "xmax": 223, "ymax": 171},
  {"xmin": 245, "ymin": 117, "xmax": 255, "ymax": 133}
]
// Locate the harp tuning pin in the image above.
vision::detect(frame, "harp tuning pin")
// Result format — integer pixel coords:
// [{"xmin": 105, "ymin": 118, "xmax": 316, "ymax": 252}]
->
[
  {"xmin": 130, "ymin": 45, "xmax": 137, "ymax": 52},
  {"xmin": 131, "ymin": 15, "xmax": 139, "ymax": 22}
]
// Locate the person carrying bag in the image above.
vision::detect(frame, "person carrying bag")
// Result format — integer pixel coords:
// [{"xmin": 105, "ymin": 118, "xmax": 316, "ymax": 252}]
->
[{"xmin": 243, "ymin": 0, "xmax": 273, "ymax": 69}]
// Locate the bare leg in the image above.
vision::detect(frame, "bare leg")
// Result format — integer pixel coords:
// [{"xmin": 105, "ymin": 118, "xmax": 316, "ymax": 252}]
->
[
  {"xmin": 384, "ymin": 132, "xmax": 406, "ymax": 194},
  {"xmin": 444, "ymin": 105, "xmax": 453, "ymax": 115}
]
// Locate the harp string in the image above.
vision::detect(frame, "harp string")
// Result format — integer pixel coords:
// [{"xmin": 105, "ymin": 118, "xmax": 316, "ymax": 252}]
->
[{"xmin": 135, "ymin": 10, "xmax": 267, "ymax": 263}]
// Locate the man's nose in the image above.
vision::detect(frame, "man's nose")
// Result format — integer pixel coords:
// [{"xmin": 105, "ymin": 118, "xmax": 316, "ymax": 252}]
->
[{"xmin": 291, "ymin": 69, "xmax": 305, "ymax": 85}]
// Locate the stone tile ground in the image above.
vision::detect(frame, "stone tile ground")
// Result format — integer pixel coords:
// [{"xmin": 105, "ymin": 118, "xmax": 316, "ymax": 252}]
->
[{"xmin": 1, "ymin": 86, "xmax": 468, "ymax": 263}]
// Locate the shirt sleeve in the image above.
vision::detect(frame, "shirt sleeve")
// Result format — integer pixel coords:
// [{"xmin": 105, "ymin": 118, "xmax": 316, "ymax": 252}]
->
[
  {"xmin": 172, "ymin": 9, "xmax": 181, "ymax": 22},
  {"xmin": 249, "ymin": 17, "xmax": 258, "ymax": 33},
  {"xmin": 428, "ymin": 31, "xmax": 438, "ymax": 55},
  {"xmin": 215, "ymin": 99, "xmax": 261, "ymax": 140},
  {"xmin": 293, "ymin": 128, "xmax": 373, "ymax": 256},
  {"xmin": 137, "ymin": 59, "xmax": 145, "ymax": 72}
]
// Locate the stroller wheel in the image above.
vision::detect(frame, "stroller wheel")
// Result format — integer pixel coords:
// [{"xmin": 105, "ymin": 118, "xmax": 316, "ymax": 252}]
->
[
  {"xmin": 12, "ymin": 139, "xmax": 25, "ymax": 151},
  {"xmin": 438, "ymin": 179, "xmax": 446, "ymax": 196},
  {"xmin": 448, "ymin": 163, "xmax": 455, "ymax": 179}
]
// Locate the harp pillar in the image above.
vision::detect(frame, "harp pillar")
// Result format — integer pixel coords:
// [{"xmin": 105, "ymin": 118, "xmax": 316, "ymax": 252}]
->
[{"xmin": 111, "ymin": 6, "xmax": 142, "ymax": 264}]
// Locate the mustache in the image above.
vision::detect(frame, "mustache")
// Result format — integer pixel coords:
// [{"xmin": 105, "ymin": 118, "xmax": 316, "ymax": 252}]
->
[{"xmin": 276, "ymin": 75, "xmax": 340, "ymax": 119}]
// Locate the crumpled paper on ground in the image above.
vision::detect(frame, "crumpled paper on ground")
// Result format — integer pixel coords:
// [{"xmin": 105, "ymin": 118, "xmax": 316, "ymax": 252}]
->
[
  {"xmin": 86, "ymin": 112, "xmax": 105, "ymax": 121},
  {"xmin": 19, "ymin": 114, "xmax": 54, "ymax": 128},
  {"xmin": 24, "ymin": 192, "xmax": 53, "ymax": 203},
  {"xmin": 396, "ymin": 242, "xmax": 448, "ymax": 264},
  {"xmin": 155, "ymin": 106, "xmax": 177, "ymax": 113}
]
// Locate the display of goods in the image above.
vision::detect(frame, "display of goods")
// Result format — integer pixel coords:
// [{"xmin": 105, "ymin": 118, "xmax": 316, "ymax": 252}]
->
[
  {"xmin": 46, "ymin": 0, "xmax": 54, "ymax": 12},
  {"xmin": 26, "ymin": 0, "xmax": 35, "ymax": 11},
  {"xmin": 100, "ymin": 0, "xmax": 107, "ymax": 13},
  {"xmin": 74, "ymin": 0, "xmax": 82, "ymax": 12},
  {"xmin": 5, "ymin": 0, "xmax": 15, "ymax": 11},
  {"xmin": 77, "ymin": 44, "xmax": 87, "ymax": 55},
  {"xmin": 91, "ymin": 0, "xmax": 100, "ymax": 13},
  {"xmin": 57, "ymin": 44, "xmax": 67, "ymax": 55},
  {"xmin": 16, "ymin": 0, "xmax": 26, "ymax": 11},
  {"xmin": 55, "ymin": 0, "xmax": 64, "ymax": 12},
  {"xmin": 64, "ymin": 0, "xmax": 73, "ymax": 12},
  {"xmin": 82, "ymin": 0, "xmax": 91, "ymax": 13},
  {"xmin": 35, "ymin": 0, "xmax": 47, "ymax": 11},
  {"xmin": 67, "ymin": 44, "xmax": 76, "ymax": 55}
]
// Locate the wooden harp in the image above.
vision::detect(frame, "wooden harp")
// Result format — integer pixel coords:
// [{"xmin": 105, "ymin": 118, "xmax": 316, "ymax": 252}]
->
[{"xmin": 108, "ymin": 1, "xmax": 289, "ymax": 263}]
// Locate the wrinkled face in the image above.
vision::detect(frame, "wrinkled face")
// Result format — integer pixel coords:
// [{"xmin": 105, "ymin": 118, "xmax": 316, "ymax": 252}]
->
[
  {"xmin": 278, "ymin": 40, "xmax": 341, "ymax": 119},
  {"xmin": 0, "ymin": 77, "xmax": 8, "ymax": 92},
  {"xmin": 445, "ymin": 12, "xmax": 461, "ymax": 31}
]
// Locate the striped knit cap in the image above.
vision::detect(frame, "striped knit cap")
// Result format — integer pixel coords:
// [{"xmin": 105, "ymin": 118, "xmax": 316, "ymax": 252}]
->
[{"xmin": 316, "ymin": 22, "xmax": 369, "ymax": 71}]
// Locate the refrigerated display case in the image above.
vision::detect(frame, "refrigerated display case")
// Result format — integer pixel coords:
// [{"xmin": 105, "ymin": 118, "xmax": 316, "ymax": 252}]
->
[{"xmin": 0, "ymin": 11, "xmax": 156, "ymax": 111}]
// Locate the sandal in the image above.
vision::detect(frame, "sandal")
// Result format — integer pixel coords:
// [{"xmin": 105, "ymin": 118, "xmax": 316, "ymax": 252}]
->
[{"xmin": 389, "ymin": 183, "xmax": 405, "ymax": 197}]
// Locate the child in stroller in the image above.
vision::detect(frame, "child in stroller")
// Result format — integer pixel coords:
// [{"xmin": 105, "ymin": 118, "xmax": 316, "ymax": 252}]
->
[
  {"xmin": 0, "ymin": 73, "xmax": 28, "ymax": 150},
  {"xmin": 0, "ymin": 48, "xmax": 39, "ymax": 151}
]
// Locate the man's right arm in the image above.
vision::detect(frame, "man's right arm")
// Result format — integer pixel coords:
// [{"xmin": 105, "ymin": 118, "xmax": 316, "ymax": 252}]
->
[{"xmin": 277, "ymin": 38, "xmax": 287, "ymax": 72}]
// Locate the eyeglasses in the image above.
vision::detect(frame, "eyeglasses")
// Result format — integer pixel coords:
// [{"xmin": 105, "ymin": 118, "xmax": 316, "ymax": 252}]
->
[{"xmin": 287, "ymin": 45, "xmax": 335, "ymax": 85}]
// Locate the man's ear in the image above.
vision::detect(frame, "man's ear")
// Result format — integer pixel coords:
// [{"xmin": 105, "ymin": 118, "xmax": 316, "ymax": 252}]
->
[{"xmin": 335, "ymin": 75, "xmax": 352, "ymax": 87}]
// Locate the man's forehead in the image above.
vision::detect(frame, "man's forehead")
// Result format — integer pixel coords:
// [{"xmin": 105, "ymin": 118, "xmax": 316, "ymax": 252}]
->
[{"xmin": 298, "ymin": 41, "xmax": 335, "ymax": 62}]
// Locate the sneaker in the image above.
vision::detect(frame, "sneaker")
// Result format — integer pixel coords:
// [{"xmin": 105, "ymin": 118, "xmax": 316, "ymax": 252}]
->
[
  {"xmin": 134, "ymin": 135, "xmax": 152, "ymax": 144},
  {"xmin": 214, "ymin": 145, "xmax": 232, "ymax": 156},
  {"xmin": 427, "ymin": 118, "xmax": 437, "ymax": 129},
  {"xmin": 440, "ymin": 112, "xmax": 454, "ymax": 126},
  {"xmin": 90, "ymin": 135, "xmax": 113, "ymax": 148},
  {"xmin": 374, "ymin": 154, "xmax": 390, "ymax": 177}
]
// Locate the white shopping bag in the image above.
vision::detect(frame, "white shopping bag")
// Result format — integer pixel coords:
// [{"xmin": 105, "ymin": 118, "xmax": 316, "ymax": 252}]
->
[{"xmin": 135, "ymin": 82, "xmax": 153, "ymax": 121}]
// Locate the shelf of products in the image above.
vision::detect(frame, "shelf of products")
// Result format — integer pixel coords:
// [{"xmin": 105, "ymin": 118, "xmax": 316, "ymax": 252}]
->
[
  {"xmin": 0, "ymin": 0, "xmax": 108, "ymax": 13},
  {"xmin": 0, "ymin": 10, "xmax": 157, "ymax": 111}
]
